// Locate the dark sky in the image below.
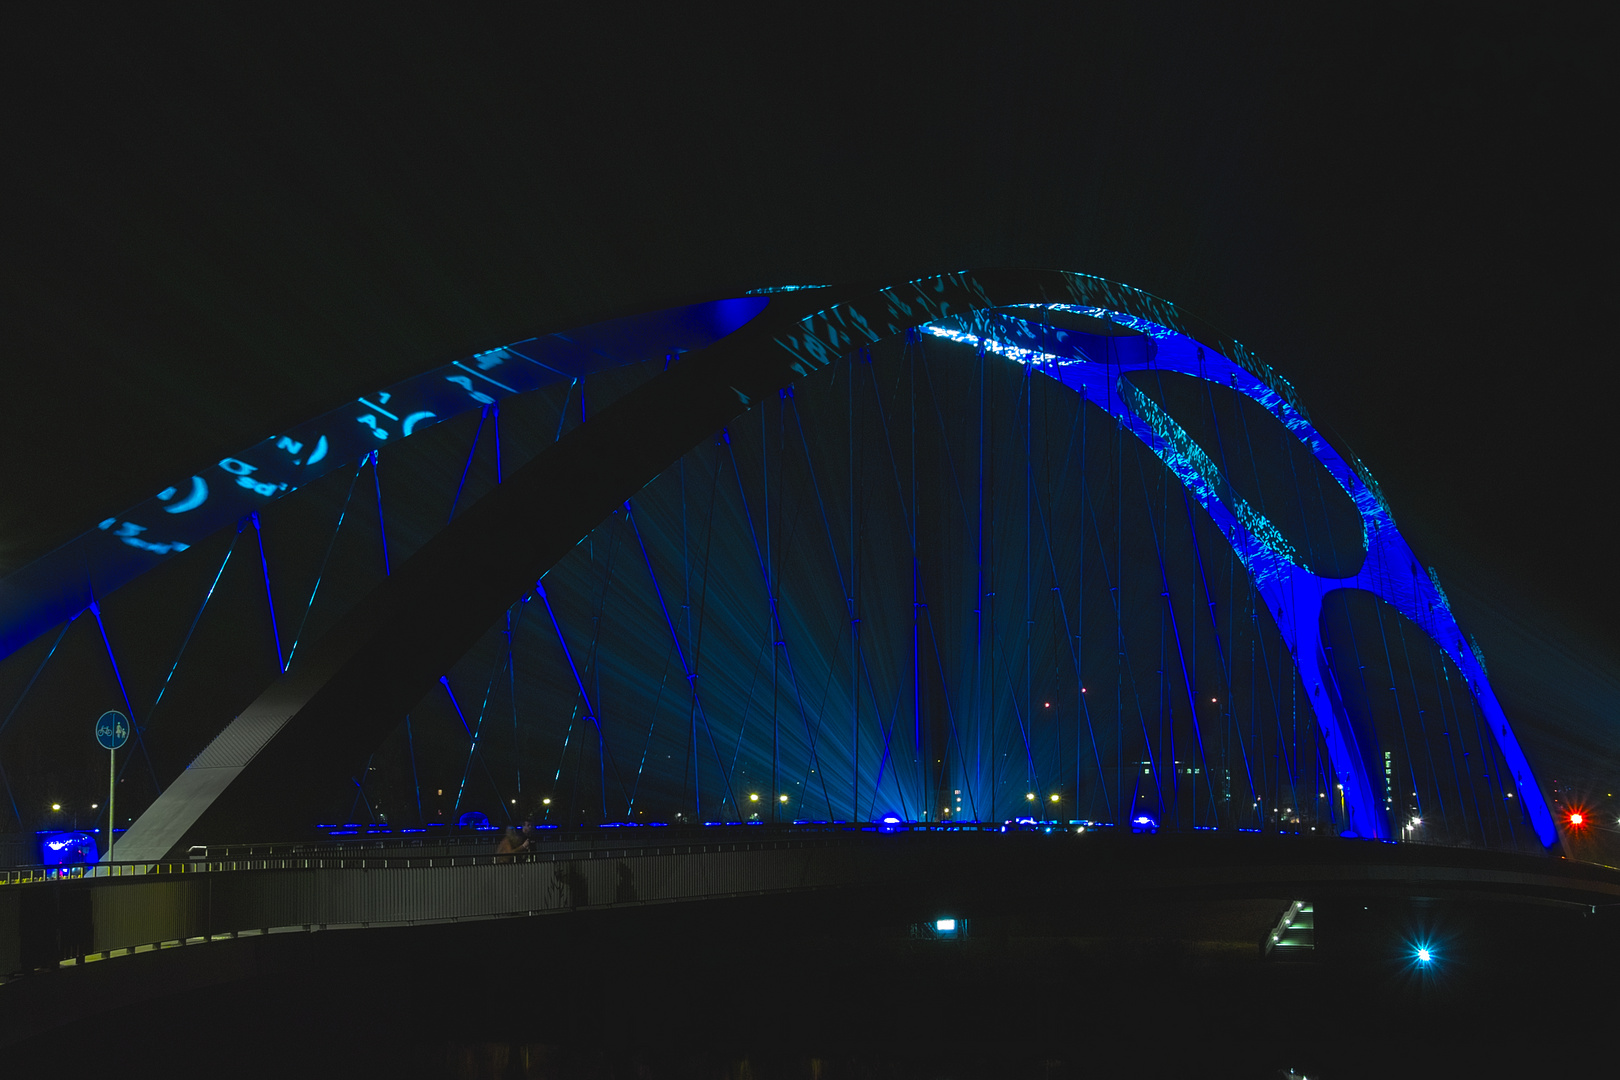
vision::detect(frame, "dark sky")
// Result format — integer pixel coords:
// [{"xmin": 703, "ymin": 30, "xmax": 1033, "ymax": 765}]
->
[{"xmin": 3, "ymin": 8, "xmax": 1616, "ymax": 776}]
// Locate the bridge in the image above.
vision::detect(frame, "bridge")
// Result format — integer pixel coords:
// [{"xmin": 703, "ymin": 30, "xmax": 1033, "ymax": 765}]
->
[
  {"xmin": 10, "ymin": 826, "xmax": 1615, "ymax": 969},
  {"xmin": 6, "ymin": 824, "xmax": 1620, "ymax": 1073},
  {"xmin": 0, "ymin": 269, "xmax": 1604, "ymax": 1075}
]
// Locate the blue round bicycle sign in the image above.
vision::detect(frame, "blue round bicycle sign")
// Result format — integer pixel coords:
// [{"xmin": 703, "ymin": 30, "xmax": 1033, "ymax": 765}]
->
[{"xmin": 95, "ymin": 710, "xmax": 130, "ymax": 750}]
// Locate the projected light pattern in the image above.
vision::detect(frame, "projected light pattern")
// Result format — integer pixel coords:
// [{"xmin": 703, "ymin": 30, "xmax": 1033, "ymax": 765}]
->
[
  {"xmin": 916, "ymin": 307, "xmax": 1553, "ymax": 846},
  {"xmin": 0, "ymin": 297, "xmax": 770, "ymax": 662},
  {"xmin": 0, "ymin": 269, "xmax": 1554, "ymax": 858}
]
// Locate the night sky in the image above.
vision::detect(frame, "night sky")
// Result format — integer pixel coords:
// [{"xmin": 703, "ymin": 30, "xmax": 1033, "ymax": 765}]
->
[{"xmin": 3, "ymin": 8, "xmax": 1616, "ymax": 784}]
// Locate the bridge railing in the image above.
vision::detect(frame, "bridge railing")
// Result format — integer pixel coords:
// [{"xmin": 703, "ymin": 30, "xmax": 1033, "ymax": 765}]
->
[
  {"xmin": 0, "ymin": 820, "xmax": 1054, "ymax": 884},
  {"xmin": 4, "ymin": 824, "xmax": 970, "ymax": 979},
  {"xmin": 4, "ymin": 826, "xmax": 1618, "ymax": 987}
]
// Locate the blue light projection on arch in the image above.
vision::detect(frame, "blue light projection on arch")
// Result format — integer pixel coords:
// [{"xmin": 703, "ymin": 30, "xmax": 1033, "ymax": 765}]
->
[
  {"xmin": 916, "ymin": 306, "xmax": 1556, "ymax": 847},
  {"xmin": 0, "ymin": 297, "xmax": 769, "ymax": 663},
  {"xmin": 1, "ymin": 267, "xmax": 1555, "ymax": 855}
]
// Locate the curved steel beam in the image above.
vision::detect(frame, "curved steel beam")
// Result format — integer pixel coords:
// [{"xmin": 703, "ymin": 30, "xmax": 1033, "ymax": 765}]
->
[
  {"xmin": 927, "ymin": 310, "xmax": 1555, "ymax": 846},
  {"xmin": 0, "ymin": 296, "xmax": 769, "ymax": 664},
  {"xmin": 114, "ymin": 269, "xmax": 1554, "ymax": 857}
]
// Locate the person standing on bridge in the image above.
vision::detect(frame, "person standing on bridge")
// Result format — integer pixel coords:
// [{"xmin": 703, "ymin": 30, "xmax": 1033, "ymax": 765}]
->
[{"xmin": 494, "ymin": 825, "xmax": 529, "ymax": 863}]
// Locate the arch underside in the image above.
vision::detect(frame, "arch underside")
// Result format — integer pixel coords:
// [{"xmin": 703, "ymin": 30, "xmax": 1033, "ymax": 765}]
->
[{"xmin": 94, "ymin": 269, "xmax": 1553, "ymax": 856}]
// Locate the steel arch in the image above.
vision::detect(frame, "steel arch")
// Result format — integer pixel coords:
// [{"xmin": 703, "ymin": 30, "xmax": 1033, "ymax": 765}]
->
[
  {"xmin": 922, "ymin": 309, "xmax": 1554, "ymax": 845},
  {"xmin": 106, "ymin": 269, "xmax": 1554, "ymax": 857}
]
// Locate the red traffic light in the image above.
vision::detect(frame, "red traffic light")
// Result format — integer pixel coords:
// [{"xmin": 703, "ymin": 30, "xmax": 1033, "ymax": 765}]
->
[{"xmin": 1568, "ymin": 811, "xmax": 1585, "ymax": 827}]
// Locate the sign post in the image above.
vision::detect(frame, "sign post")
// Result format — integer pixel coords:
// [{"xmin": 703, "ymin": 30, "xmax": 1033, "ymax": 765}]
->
[{"xmin": 94, "ymin": 710, "xmax": 130, "ymax": 862}]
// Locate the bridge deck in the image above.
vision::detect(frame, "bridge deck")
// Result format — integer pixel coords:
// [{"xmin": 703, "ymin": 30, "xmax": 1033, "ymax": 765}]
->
[{"xmin": 6, "ymin": 826, "xmax": 1618, "ymax": 985}]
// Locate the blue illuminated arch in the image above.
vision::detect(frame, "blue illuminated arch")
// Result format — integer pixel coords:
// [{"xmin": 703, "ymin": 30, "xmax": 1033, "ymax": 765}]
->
[
  {"xmin": 82, "ymin": 268, "xmax": 1555, "ymax": 856},
  {"xmin": 776, "ymin": 285, "xmax": 1555, "ymax": 846}
]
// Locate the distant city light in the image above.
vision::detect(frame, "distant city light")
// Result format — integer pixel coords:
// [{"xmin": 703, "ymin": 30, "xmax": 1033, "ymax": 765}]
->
[
  {"xmin": 936, "ymin": 918, "xmax": 957, "ymax": 933},
  {"xmin": 51, "ymin": 803, "xmax": 60, "ymax": 811},
  {"xmin": 1570, "ymin": 812, "xmax": 1584, "ymax": 826},
  {"xmin": 749, "ymin": 793, "xmax": 760, "ymax": 802},
  {"xmin": 1026, "ymin": 793, "xmax": 1036, "ymax": 801},
  {"xmin": 1050, "ymin": 794, "xmax": 1060, "ymax": 803},
  {"xmin": 1416, "ymin": 947, "xmax": 1432, "ymax": 964},
  {"xmin": 779, "ymin": 794, "xmax": 789, "ymax": 803},
  {"xmin": 542, "ymin": 798, "xmax": 551, "ymax": 805}
]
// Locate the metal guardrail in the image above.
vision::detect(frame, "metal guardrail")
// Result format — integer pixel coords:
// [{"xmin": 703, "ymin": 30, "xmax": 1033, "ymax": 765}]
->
[
  {"xmin": 4, "ymin": 826, "xmax": 1620, "ymax": 989},
  {"xmin": 1, "ymin": 825, "xmax": 947, "ymax": 981},
  {"xmin": 7, "ymin": 838, "xmax": 822, "ymax": 883},
  {"xmin": 0, "ymin": 820, "xmax": 1050, "ymax": 886}
]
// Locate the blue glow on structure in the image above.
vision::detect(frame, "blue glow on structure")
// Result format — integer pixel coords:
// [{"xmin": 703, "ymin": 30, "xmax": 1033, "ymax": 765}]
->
[
  {"xmin": 909, "ymin": 297, "xmax": 1556, "ymax": 848},
  {"xmin": 1119, "ymin": 384, "xmax": 1303, "ymax": 577},
  {"xmin": 39, "ymin": 830, "xmax": 99, "ymax": 866},
  {"xmin": 0, "ymin": 296, "xmax": 772, "ymax": 665},
  {"xmin": 17, "ymin": 267, "xmax": 1559, "ymax": 856}
]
